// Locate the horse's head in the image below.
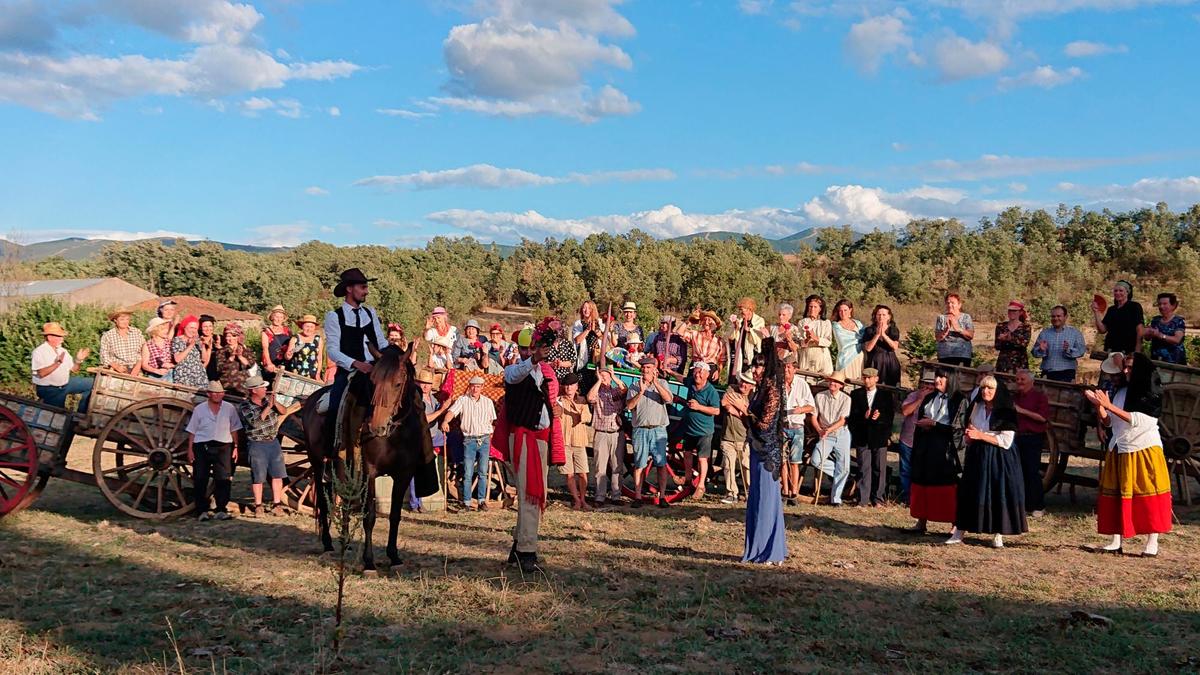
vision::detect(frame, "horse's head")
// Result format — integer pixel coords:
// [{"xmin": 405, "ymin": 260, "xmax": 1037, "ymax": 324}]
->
[{"xmin": 368, "ymin": 341, "xmax": 416, "ymax": 431}]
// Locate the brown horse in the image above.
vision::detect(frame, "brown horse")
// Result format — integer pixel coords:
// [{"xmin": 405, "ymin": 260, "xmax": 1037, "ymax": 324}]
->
[{"xmin": 300, "ymin": 342, "xmax": 437, "ymax": 570}]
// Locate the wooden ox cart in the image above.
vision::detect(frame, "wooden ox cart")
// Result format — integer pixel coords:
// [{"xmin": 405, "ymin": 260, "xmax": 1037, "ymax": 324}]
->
[{"xmin": 0, "ymin": 368, "xmax": 325, "ymax": 520}]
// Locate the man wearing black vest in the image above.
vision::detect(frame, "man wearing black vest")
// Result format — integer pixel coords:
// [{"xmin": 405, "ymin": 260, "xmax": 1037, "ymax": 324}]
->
[{"xmin": 323, "ymin": 268, "xmax": 388, "ymax": 451}]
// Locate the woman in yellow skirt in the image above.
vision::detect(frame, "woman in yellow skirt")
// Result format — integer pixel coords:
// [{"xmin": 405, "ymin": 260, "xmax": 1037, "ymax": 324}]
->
[{"xmin": 1083, "ymin": 352, "xmax": 1171, "ymax": 557}]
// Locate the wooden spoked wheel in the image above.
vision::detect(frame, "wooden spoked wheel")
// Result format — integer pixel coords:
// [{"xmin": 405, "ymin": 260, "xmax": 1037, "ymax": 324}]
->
[
  {"xmin": 92, "ymin": 398, "xmax": 197, "ymax": 519},
  {"xmin": 1158, "ymin": 383, "xmax": 1200, "ymax": 505},
  {"xmin": 0, "ymin": 406, "xmax": 47, "ymax": 518},
  {"xmin": 1040, "ymin": 431, "xmax": 1065, "ymax": 492},
  {"xmin": 282, "ymin": 451, "xmax": 318, "ymax": 515}
]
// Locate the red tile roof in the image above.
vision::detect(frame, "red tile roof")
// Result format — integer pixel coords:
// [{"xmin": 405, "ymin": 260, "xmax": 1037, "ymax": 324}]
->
[{"xmin": 124, "ymin": 295, "xmax": 261, "ymax": 322}]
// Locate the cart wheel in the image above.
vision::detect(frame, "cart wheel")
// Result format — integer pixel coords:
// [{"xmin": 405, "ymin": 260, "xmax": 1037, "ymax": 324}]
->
[
  {"xmin": 282, "ymin": 450, "xmax": 318, "ymax": 515},
  {"xmin": 1040, "ymin": 431, "xmax": 1065, "ymax": 493},
  {"xmin": 1158, "ymin": 383, "xmax": 1200, "ymax": 505},
  {"xmin": 0, "ymin": 405, "xmax": 47, "ymax": 518},
  {"xmin": 92, "ymin": 398, "xmax": 197, "ymax": 519}
]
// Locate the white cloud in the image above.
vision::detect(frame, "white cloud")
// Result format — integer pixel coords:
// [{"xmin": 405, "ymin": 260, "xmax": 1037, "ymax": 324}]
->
[
  {"xmin": 426, "ymin": 204, "xmax": 804, "ymax": 241},
  {"xmin": 932, "ymin": 34, "xmax": 1009, "ymax": 81},
  {"xmin": 304, "ymin": 186, "xmax": 330, "ymax": 196},
  {"xmin": 1064, "ymin": 40, "xmax": 1129, "ymax": 57},
  {"xmin": 354, "ymin": 163, "xmax": 675, "ymax": 191},
  {"xmin": 238, "ymin": 95, "xmax": 305, "ymax": 118},
  {"xmin": 7, "ymin": 228, "xmax": 207, "ymax": 243},
  {"xmin": 0, "ymin": 3, "xmax": 359, "ymax": 120},
  {"xmin": 1009, "ymin": 182, "xmax": 1028, "ymax": 193},
  {"xmin": 328, "ymin": 105, "xmax": 340, "ymax": 116},
  {"xmin": 435, "ymin": 0, "xmax": 638, "ymax": 122},
  {"xmin": 803, "ymin": 185, "xmax": 915, "ymax": 227},
  {"xmin": 275, "ymin": 98, "xmax": 302, "ymax": 118},
  {"xmin": 844, "ymin": 12, "xmax": 912, "ymax": 74},
  {"xmin": 936, "ymin": 0, "xmax": 1191, "ymax": 39},
  {"xmin": 376, "ymin": 107, "xmax": 434, "ymax": 119},
  {"xmin": 916, "ymin": 153, "xmax": 1156, "ymax": 180},
  {"xmin": 1056, "ymin": 176, "xmax": 1200, "ymax": 208},
  {"xmin": 245, "ymin": 223, "xmax": 309, "ymax": 247},
  {"xmin": 739, "ymin": 0, "xmax": 775, "ymax": 14},
  {"xmin": 999, "ymin": 65, "xmax": 1084, "ymax": 90}
]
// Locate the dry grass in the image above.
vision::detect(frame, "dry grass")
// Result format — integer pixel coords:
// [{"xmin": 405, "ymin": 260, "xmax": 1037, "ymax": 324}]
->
[{"xmin": 3, "ymin": 467, "xmax": 1199, "ymax": 674}]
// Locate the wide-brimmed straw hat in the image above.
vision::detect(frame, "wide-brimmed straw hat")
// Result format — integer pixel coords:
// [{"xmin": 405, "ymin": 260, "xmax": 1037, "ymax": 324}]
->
[
  {"xmin": 826, "ymin": 370, "xmax": 847, "ymax": 385},
  {"xmin": 296, "ymin": 314, "xmax": 319, "ymax": 327},
  {"xmin": 42, "ymin": 322, "xmax": 68, "ymax": 337},
  {"xmin": 1100, "ymin": 352, "xmax": 1126, "ymax": 375},
  {"xmin": 415, "ymin": 369, "xmax": 436, "ymax": 384},
  {"xmin": 205, "ymin": 380, "xmax": 226, "ymax": 394},
  {"xmin": 621, "ymin": 301, "xmax": 637, "ymax": 312},
  {"xmin": 244, "ymin": 375, "xmax": 268, "ymax": 390},
  {"xmin": 267, "ymin": 305, "xmax": 287, "ymax": 319},
  {"xmin": 107, "ymin": 309, "xmax": 132, "ymax": 321}
]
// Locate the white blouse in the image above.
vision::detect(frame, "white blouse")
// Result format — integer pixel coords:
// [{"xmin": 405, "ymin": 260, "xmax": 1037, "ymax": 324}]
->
[
  {"xmin": 799, "ymin": 317, "xmax": 833, "ymax": 348},
  {"xmin": 969, "ymin": 403, "xmax": 1015, "ymax": 450},
  {"xmin": 1107, "ymin": 389, "xmax": 1164, "ymax": 454}
]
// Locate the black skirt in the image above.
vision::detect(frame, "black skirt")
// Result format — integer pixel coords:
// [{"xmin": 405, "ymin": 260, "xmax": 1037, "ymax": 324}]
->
[
  {"xmin": 910, "ymin": 426, "xmax": 959, "ymax": 487},
  {"xmin": 956, "ymin": 441, "xmax": 1027, "ymax": 535}
]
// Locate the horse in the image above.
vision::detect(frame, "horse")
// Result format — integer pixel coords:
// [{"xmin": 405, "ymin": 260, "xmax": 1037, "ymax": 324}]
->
[{"xmin": 300, "ymin": 342, "xmax": 438, "ymax": 571}]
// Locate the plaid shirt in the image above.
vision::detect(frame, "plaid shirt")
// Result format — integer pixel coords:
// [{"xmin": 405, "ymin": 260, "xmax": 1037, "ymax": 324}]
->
[
  {"xmin": 238, "ymin": 399, "xmax": 281, "ymax": 442},
  {"xmin": 1030, "ymin": 325, "xmax": 1086, "ymax": 373},
  {"xmin": 591, "ymin": 383, "xmax": 626, "ymax": 432},
  {"xmin": 99, "ymin": 327, "xmax": 145, "ymax": 368}
]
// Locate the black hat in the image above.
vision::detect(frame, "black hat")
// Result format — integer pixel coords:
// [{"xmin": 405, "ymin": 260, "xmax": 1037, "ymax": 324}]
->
[
  {"xmin": 559, "ymin": 372, "xmax": 580, "ymax": 387},
  {"xmin": 333, "ymin": 268, "xmax": 377, "ymax": 297}
]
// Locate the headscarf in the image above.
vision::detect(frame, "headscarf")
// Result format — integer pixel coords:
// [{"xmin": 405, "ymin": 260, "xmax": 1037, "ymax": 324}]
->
[
  {"xmin": 1116, "ymin": 280, "xmax": 1134, "ymax": 300},
  {"xmin": 1123, "ymin": 352, "xmax": 1161, "ymax": 417},
  {"xmin": 222, "ymin": 322, "xmax": 244, "ymax": 339},
  {"xmin": 175, "ymin": 315, "xmax": 199, "ymax": 337}
]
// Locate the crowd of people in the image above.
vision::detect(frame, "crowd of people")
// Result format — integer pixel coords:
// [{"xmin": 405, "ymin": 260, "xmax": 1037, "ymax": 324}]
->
[{"xmin": 28, "ymin": 274, "xmax": 1183, "ymax": 568}]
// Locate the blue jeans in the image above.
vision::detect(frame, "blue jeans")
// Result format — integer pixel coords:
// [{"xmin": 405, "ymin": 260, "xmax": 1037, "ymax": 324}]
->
[
  {"xmin": 633, "ymin": 426, "xmax": 668, "ymax": 468},
  {"xmin": 784, "ymin": 427, "xmax": 805, "ymax": 464},
  {"xmin": 461, "ymin": 435, "xmax": 491, "ymax": 506},
  {"xmin": 36, "ymin": 376, "xmax": 94, "ymax": 413},
  {"xmin": 812, "ymin": 427, "xmax": 851, "ymax": 504},
  {"xmin": 898, "ymin": 441, "xmax": 913, "ymax": 503}
]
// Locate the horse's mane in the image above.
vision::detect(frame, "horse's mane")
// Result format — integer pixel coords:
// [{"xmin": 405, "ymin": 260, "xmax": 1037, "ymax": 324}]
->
[{"xmin": 369, "ymin": 344, "xmax": 414, "ymax": 431}]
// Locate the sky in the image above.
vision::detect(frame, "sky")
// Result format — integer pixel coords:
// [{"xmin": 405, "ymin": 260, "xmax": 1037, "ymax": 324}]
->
[{"xmin": 0, "ymin": 0, "xmax": 1198, "ymax": 248}]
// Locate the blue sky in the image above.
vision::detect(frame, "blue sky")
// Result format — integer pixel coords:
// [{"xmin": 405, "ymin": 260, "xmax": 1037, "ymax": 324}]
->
[{"xmin": 0, "ymin": 0, "xmax": 1197, "ymax": 248}]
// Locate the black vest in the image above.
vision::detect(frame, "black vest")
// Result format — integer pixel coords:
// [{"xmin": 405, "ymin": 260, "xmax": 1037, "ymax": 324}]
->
[
  {"xmin": 337, "ymin": 306, "xmax": 379, "ymax": 365},
  {"xmin": 505, "ymin": 369, "xmax": 549, "ymax": 429}
]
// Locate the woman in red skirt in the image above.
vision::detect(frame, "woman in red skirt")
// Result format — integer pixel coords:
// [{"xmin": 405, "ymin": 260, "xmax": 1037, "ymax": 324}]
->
[
  {"xmin": 906, "ymin": 368, "xmax": 966, "ymax": 534},
  {"xmin": 1084, "ymin": 352, "xmax": 1171, "ymax": 557}
]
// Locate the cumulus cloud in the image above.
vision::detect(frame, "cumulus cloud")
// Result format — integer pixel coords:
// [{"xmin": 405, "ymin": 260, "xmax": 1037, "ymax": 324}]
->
[
  {"xmin": 1057, "ymin": 176, "xmax": 1200, "ymax": 208},
  {"xmin": 999, "ymin": 65, "xmax": 1084, "ymax": 90},
  {"xmin": 803, "ymin": 183, "xmax": 1022, "ymax": 228},
  {"xmin": 245, "ymin": 222, "xmax": 310, "ymax": 247},
  {"xmin": 932, "ymin": 34, "xmax": 1009, "ymax": 81},
  {"xmin": 434, "ymin": 0, "xmax": 638, "ymax": 122},
  {"xmin": 0, "ymin": 1, "xmax": 359, "ymax": 120},
  {"xmin": 1064, "ymin": 40, "xmax": 1129, "ymax": 57},
  {"xmin": 844, "ymin": 11, "xmax": 913, "ymax": 74},
  {"xmin": 354, "ymin": 163, "xmax": 675, "ymax": 191},
  {"xmin": 426, "ymin": 204, "xmax": 804, "ymax": 242}
]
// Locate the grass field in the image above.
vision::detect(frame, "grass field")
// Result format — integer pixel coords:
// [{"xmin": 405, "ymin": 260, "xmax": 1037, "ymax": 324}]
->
[{"xmin": 2, "ymin": 459, "xmax": 1198, "ymax": 674}]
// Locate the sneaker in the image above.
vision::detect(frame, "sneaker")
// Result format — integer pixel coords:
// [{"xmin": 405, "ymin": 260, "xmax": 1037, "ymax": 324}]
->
[
  {"xmin": 251, "ymin": 504, "xmax": 265, "ymax": 518},
  {"xmin": 721, "ymin": 496, "xmax": 736, "ymax": 504},
  {"xmin": 197, "ymin": 511, "xmax": 213, "ymax": 522},
  {"xmin": 991, "ymin": 534, "xmax": 1005, "ymax": 549},
  {"xmin": 479, "ymin": 502, "xmax": 489, "ymax": 512},
  {"xmin": 214, "ymin": 510, "xmax": 232, "ymax": 521}
]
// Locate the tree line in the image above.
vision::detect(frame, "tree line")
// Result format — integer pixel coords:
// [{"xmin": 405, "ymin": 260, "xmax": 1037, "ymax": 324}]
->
[{"xmin": 13, "ymin": 201, "xmax": 1200, "ymax": 348}]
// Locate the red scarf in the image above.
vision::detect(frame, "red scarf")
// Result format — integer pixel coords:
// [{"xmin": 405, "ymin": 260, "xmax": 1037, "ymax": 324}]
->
[{"xmin": 490, "ymin": 362, "xmax": 564, "ymax": 512}]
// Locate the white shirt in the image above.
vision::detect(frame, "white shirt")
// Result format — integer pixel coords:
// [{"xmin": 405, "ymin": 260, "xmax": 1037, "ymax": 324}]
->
[
  {"xmin": 186, "ymin": 400, "xmax": 243, "ymax": 444},
  {"xmin": 969, "ymin": 403, "xmax": 1014, "ymax": 450},
  {"xmin": 424, "ymin": 325, "xmax": 458, "ymax": 344},
  {"xmin": 324, "ymin": 302, "xmax": 389, "ymax": 371},
  {"xmin": 865, "ymin": 388, "xmax": 877, "ymax": 409},
  {"xmin": 504, "ymin": 358, "xmax": 549, "ymax": 430},
  {"xmin": 784, "ymin": 374, "xmax": 815, "ymax": 427},
  {"xmin": 448, "ymin": 394, "xmax": 498, "ymax": 437},
  {"xmin": 31, "ymin": 342, "xmax": 72, "ymax": 387},
  {"xmin": 925, "ymin": 392, "xmax": 952, "ymax": 426},
  {"xmin": 1108, "ymin": 389, "xmax": 1164, "ymax": 454},
  {"xmin": 815, "ymin": 389, "xmax": 851, "ymax": 427},
  {"xmin": 571, "ymin": 318, "xmax": 606, "ymax": 337}
]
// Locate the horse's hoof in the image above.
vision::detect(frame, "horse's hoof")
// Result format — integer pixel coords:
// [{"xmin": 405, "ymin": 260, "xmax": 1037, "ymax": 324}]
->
[
  {"xmin": 362, "ymin": 568, "xmax": 378, "ymax": 578},
  {"xmin": 387, "ymin": 559, "xmax": 403, "ymax": 570}
]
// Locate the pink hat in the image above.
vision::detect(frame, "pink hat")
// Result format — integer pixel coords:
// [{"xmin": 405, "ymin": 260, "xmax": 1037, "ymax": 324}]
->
[{"xmin": 431, "ymin": 307, "xmax": 447, "ymax": 316}]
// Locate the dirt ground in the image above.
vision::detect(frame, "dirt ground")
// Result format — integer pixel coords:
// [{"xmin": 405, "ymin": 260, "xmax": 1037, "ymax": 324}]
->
[{"xmin": 2, "ymin": 437, "xmax": 1198, "ymax": 674}]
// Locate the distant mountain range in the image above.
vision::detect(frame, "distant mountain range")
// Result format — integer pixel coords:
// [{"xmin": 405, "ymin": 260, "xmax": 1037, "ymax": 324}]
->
[
  {"xmin": 1, "ymin": 237, "xmax": 286, "ymax": 262},
  {"xmin": 4, "ymin": 229, "xmax": 837, "ymax": 263}
]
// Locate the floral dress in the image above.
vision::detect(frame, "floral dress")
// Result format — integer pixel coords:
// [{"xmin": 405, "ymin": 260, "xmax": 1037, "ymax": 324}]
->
[
  {"xmin": 994, "ymin": 321, "xmax": 1031, "ymax": 374},
  {"xmin": 217, "ymin": 347, "xmax": 252, "ymax": 395},
  {"xmin": 1150, "ymin": 315, "xmax": 1186, "ymax": 364},
  {"xmin": 170, "ymin": 336, "xmax": 209, "ymax": 388},
  {"xmin": 287, "ymin": 335, "xmax": 322, "ymax": 378}
]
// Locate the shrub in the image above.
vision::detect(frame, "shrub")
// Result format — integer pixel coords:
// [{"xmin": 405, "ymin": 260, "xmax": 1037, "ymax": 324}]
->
[{"xmin": 901, "ymin": 324, "xmax": 938, "ymax": 382}]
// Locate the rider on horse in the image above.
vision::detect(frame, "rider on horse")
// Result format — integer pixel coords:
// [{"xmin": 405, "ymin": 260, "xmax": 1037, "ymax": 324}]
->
[{"xmin": 323, "ymin": 268, "xmax": 389, "ymax": 452}]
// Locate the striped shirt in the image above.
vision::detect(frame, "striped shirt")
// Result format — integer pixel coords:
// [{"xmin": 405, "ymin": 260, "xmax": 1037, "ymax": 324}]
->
[{"xmin": 447, "ymin": 394, "xmax": 497, "ymax": 437}]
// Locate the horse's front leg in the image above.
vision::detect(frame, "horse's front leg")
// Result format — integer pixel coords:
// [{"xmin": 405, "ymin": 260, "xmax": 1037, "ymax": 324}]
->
[
  {"xmin": 362, "ymin": 464, "xmax": 378, "ymax": 573},
  {"xmin": 316, "ymin": 459, "xmax": 334, "ymax": 552},
  {"xmin": 387, "ymin": 472, "xmax": 407, "ymax": 568}
]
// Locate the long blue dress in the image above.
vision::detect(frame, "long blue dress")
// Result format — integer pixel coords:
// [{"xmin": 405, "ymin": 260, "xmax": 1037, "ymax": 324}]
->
[{"xmin": 743, "ymin": 378, "xmax": 787, "ymax": 563}]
